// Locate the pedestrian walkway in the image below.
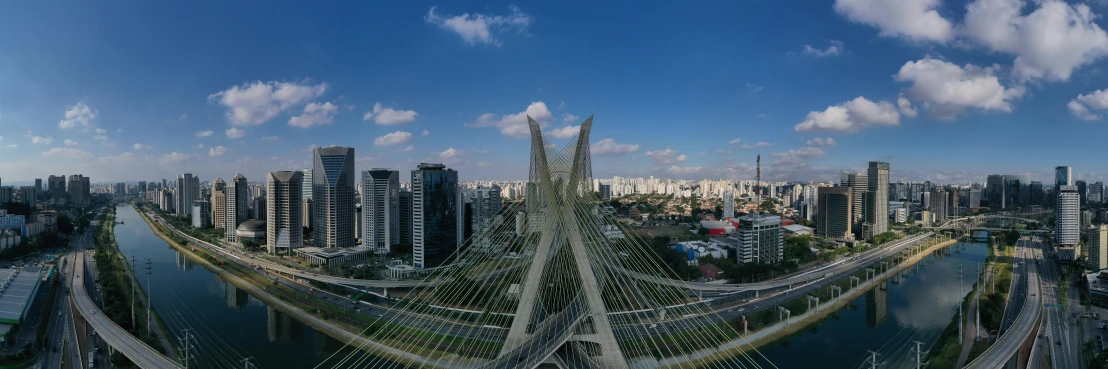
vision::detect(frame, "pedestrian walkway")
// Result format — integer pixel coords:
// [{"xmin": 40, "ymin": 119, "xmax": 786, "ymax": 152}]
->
[{"xmin": 955, "ymin": 244, "xmax": 1002, "ymax": 367}]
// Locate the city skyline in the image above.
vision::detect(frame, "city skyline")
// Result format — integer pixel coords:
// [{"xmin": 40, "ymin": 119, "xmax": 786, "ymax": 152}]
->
[{"xmin": 5, "ymin": 1, "xmax": 1108, "ymax": 184}]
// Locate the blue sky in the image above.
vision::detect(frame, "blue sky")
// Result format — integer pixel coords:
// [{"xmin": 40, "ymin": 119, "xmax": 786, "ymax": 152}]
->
[{"xmin": 2, "ymin": 0, "xmax": 1108, "ymax": 184}]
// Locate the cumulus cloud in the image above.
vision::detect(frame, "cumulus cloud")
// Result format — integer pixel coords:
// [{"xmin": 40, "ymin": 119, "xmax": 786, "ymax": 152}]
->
[
  {"xmin": 545, "ymin": 125, "xmax": 580, "ymax": 139},
  {"xmin": 397, "ymin": 145, "xmax": 414, "ymax": 152},
  {"xmin": 225, "ymin": 127, "xmax": 246, "ymax": 139},
  {"xmin": 894, "ymin": 57, "xmax": 1027, "ymax": 118},
  {"xmin": 1067, "ymin": 88, "xmax": 1108, "ymax": 120},
  {"xmin": 288, "ymin": 102, "xmax": 338, "ymax": 128},
  {"xmin": 424, "ymin": 5, "xmax": 531, "ymax": 46},
  {"xmin": 561, "ymin": 113, "xmax": 579, "ymax": 122},
  {"xmin": 963, "ymin": 0, "xmax": 1108, "ymax": 81},
  {"xmin": 591, "ymin": 138, "xmax": 640, "ymax": 155},
  {"xmin": 897, "ymin": 95, "xmax": 919, "ymax": 118},
  {"xmin": 806, "ymin": 137, "xmax": 838, "ymax": 146},
  {"xmin": 729, "ymin": 137, "xmax": 742, "ymax": 145},
  {"xmin": 802, "ymin": 40, "xmax": 845, "ymax": 57},
  {"xmin": 58, "ymin": 102, "xmax": 98, "ymax": 129},
  {"xmin": 161, "ymin": 152, "xmax": 191, "ymax": 163},
  {"xmin": 207, "ymin": 81, "xmax": 328, "ymax": 125},
  {"xmin": 31, "ymin": 135, "xmax": 53, "ymax": 145},
  {"xmin": 363, "ymin": 103, "xmax": 418, "ymax": 125},
  {"xmin": 374, "ymin": 131, "xmax": 414, "ymax": 146},
  {"xmin": 64, "ymin": 139, "xmax": 79, "ymax": 146},
  {"xmin": 740, "ymin": 142, "xmax": 772, "ymax": 149},
  {"xmin": 468, "ymin": 102, "xmax": 554, "ymax": 138},
  {"xmin": 42, "ymin": 147, "xmax": 93, "ymax": 160},
  {"xmin": 772, "ymin": 146, "xmax": 827, "ymax": 167},
  {"xmin": 794, "ymin": 96, "xmax": 901, "ymax": 132},
  {"xmin": 439, "ymin": 147, "xmax": 466, "ymax": 164},
  {"xmin": 209, "ymin": 146, "xmax": 228, "ymax": 157},
  {"xmin": 132, "ymin": 143, "xmax": 152, "ymax": 150},
  {"xmin": 195, "ymin": 130, "xmax": 214, "ymax": 138},
  {"xmin": 645, "ymin": 148, "xmax": 687, "ymax": 164},
  {"xmin": 833, "ymin": 0, "xmax": 954, "ymax": 42},
  {"xmin": 422, "ymin": 130, "xmax": 430, "ymax": 136}
]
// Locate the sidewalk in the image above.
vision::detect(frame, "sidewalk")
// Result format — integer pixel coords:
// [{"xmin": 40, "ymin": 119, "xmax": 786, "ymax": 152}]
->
[{"xmin": 955, "ymin": 245, "xmax": 999, "ymax": 367}]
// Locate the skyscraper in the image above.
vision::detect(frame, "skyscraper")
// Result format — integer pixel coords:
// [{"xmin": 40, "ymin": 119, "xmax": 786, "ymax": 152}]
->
[
  {"xmin": 1056, "ymin": 166, "xmax": 1072, "ymax": 188},
  {"xmin": 1056, "ymin": 185, "xmax": 1080, "ymax": 247},
  {"xmin": 34, "ymin": 179, "xmax": 41, "ymax": 193},
  {"xmin": 48, "ymin": 175, "xmax": 66, "ymax": 203},
  {"xmin": 301, "ymin": 168, "xmax": 313, "ymax": 201},
  {"xmin": 361, "ymin": 169, "xmax": 399, "ymax": 254},
  {"xmin": 1088, "ymin": 225, "xmax": 1108, "ymax": 271},
  {"xmin": 312, "ymin": 146, "xmax": 355, "ymax": 248},
  {"xmin": 192, "ymin": 200, "xmax": 211, "ymax": 228},
  {"xmin": 598, "ymin": 184, "xmax": 612, "ymax": 200},
  {"xmin": 736, "ymin": 213, "xmax": 784, "ymax": 264},
  {"xmin": 467, "ymin": 186, "xmax": 502, "ymax": 239},
  {"xmin": 399, "ymin": 189, "xmax": 412, "ymax": 245},
  {"xmin": 225, "ymin": 174, "xmax": 249, "ymax": 242},
  {"xmin": 66, "ymin": 175, "xmax": 90, "ymax": 206},
  {"xmin": 929, "ymin": 188, "xmax": 949, "ymax": 224},
  {"xmin": 412, "ymin": 163, "xmax": 461, "ymax": 269},
  {"xmin": 723, "ymin": 191, "xmax": 735, "ymax": 219},
  {"xmin": 802, "ymin": 185, "xmax": 818, "ymax": 222},
  {"xmin": 176, "ymin": 173, "xmax": 200, "ymax": 217},
  {"xmin": 841, "ymin": 171, "xmax": 867, "ymax": 239},
  {"xmin": 1092, "ymin": 182, "xmax": 1105, "ymax": 204},
  {"xmin": 211, "ymin": 178, "xmax": 227, "ymax": 230},
  {"xmin": 267, "ymin": 171, "xmax": 303, "ymax": 254},
  {"xmin": 1077, "ymin": 180, "xmax": 1088, "ymax": 207},
  {"xmin": 816, "ymin": 187, "xmax": 852, "ymax": 240},
  {"xmin": 864, "ymin": 161, "xmax": 889, "ymax": 240}
]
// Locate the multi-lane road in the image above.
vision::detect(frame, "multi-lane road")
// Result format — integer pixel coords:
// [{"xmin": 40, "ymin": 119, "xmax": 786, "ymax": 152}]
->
[
  {"xmin": 1040, "ymin": 237, "xmax": 1081, "ymax": 369},
  {"xmin": 965, "ymin": 237, "xmax": 1042, "ymax": 369}
]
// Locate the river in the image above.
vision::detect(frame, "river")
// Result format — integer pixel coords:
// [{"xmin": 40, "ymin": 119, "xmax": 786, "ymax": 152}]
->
[
  {"xmin": 751, "ymin": 240, "xmax": 990, "ymax": 369},
  {"xmin": 112, "ymin": 203, "xmax": 362, "ymax": 369}
]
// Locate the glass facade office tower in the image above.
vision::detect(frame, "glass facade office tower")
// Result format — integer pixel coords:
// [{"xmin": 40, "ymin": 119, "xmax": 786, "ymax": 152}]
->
[
  {"xmin": 312, "ymin": 147, "xmax": 355, "ymax": 248},
  {"xmin": 864, "ymin": 161, "xmax": 889, "ymax": 240},
  {"xmin": 816, "ymin": 187, "xmax": 852, "ymax": 239},
  {"xmin": 225, "ymin": 174, "xmax": 249, "ymax": 242},
  {"xmin": 399, "ymin": 189, "xmax": 413, "ymax": 245},
  {"xmin": 211, "ymin": 178, "xmax": 227, "ymax": 230},
  {"xmin": 361, "ymin": 169, "xmax": 399, "ymax": 254},
  {"xmin": 1056, "ymin": 166, "xmax": 1072, "ymax": 189},
  {"xmin": 412, "ymin": 163, "xmax": 461, "ymax": 269},
  {"xmin": 267, "ymin": 171, "xmax": 303, "ymax": 254},
  {"xmin": 841, "ymin": 171, "xmax": 867, "ymax": 239}
]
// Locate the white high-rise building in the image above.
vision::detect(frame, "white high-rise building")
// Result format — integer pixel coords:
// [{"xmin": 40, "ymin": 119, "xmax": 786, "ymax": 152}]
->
[
  {"xmin": 1056, "ymin": 185, "xmax": 1080, "ymax": 247},
  {"xmin": 267, "ymin": 171, "xmax": 303, "ymax": 254},
  {"xmin": 361, "ymin": 169, "xmax": 399, "ymax": 254},
  {"xmin": 722, "ymin": 191, "xmax": 734, "ymax": 219},
  {"xmin": 1088, "ymin": 225, "xmax": 1108, "ymax": 271}
]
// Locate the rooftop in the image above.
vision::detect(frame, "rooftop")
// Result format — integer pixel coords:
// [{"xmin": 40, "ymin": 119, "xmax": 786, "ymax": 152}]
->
[{"xmin": 0, "ymin": 267, "xmax": 43, "ymax": 324}]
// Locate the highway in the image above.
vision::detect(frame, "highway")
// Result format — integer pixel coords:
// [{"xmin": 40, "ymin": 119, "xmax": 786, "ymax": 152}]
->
[
  {"xmin": 70, "ymin": 250, "xmax": 183, "ymax": 368},
  {"xmin": 1040, "ymin": 237, "xmax": 1081, "ymax": 369},
  {"xmin": 42, "ymin": 230, "xmax": 89, "ymax": 369},
  {"xmin": 965, "ymin": 236, "xmax": 1042, "ymax": 369}
]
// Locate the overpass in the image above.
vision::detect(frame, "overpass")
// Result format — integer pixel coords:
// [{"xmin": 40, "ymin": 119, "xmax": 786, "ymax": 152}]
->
[
  {"xmin": 71, "ymin": 252, "xmax": 183, "ymax": 369},
  {"xmin": 963, "ymin": 239, "xmax": 1042, "ymax": 368}
]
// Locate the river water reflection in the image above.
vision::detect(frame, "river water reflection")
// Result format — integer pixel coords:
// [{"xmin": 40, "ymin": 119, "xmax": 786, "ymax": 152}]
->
[{"xmin": 751, "ymin": 241, "xmax": 989, "ymax": 369}]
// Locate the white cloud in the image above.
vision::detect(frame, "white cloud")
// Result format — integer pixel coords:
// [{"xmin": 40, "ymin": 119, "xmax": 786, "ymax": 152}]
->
[
  {"xmin": 94, "ymin": 128, "xmax": 106, "ymax": 135},
  {"xmin": 4, "ymin": 144, "xmax": 15, "ymax": 149},
  {"xmin": 374, "ymin": 131, "xmax": 414, "ymax": 146},
  {"xmin": 193, "ymin": 144, "xmax": 206, "ymax": 149},
  {"xmin": 806, "ymin": 137, "xmax": 838, "ymax": 146},
  {"xmin": 422, "ymin": 130, "xmax": 430, "ymax": 136},
  {"xmin": 645, "ymin": 148, "xmax": 686, "ymax": 164},
  {"xmin": 64, "ymin": 139, "xmax": 79, "ymax": 146},
  {"xmin": 667, "ymin": 166, "xmax": 703, "ymax": 175},
  {"xmin": 740, "ymin": 142, "xmax": 771, "ymax": 149},
  {"xmin": 179, "ymin": 114, "xmax": 188, "ymax": 121},
  {"xmin": 195, "ymin": 130, "xmax": 214, "ymax": 138},
  {"xmin": 728, "ymin": 137, "xmax": 742, "ymax": 145},
  {"xmin": 363, "ymin": 102, "xmax": 418, "ymax": 125},
  {"xmin": 545, "ymin": 125, "xmax": 580, "ymax": 139},
  {"xmin": 161, "ymin": 152, "xmax": 191, "ymax": 164},
  {"xmin": 92, "ymin": 135, "xmax": 107, "ymax": 141},
  {"xmin": 1067, "ymin": 88, "xmax": 1108, "ymax": 120},
  {"xmin": 561, "ymin": 113, "xmax": 579, "ymax": 122},
  {"xmin": 477, "ymin": 161, "xmax": 493, "ymax": 167},
  {"xmin": 133, "ymin": 143, "xmax": 152, "ymax": 150},
  {"xmin": 260, "ymin": 136, "xmax": 281, "ymax": 142},
  {"xmin": 897, "ymin": 95, "xmax": 919, "ymax": 118},
  {"xmin": 794, "ymin": 96, "xmax": 901, "ymax": 132},
  {"xmin": 468, "ymin": 101, "xmax": 554, "ymax": 138},
  {"xmin": 31, "ymin": 136, "xmax": 53, "ymax": 145},
  {"xmin": 225, "ymin": 127, "xmax": 246, "ymax": 139},
  {"xmin": 746, "ymin": 83, "xmax": 764, "ymax": 93},
  {"xmin": 58, "ymin": 102, "xmax": 98, "ymax": 129},
  {"xmin": 42, "ymin": 147, "xmax": 93, "ymax": 160},
  {"xmin": 963, "ymin": 0, "xmax": 1108, "ymax": 81},
  {"xmin": 208, "ymin": 81, "xmax": 328, "ymax": 125},
  {"xmin": 209, "ymin": 146, "xmax": 228, "ymax": 157},
  {"xmin": 894, "ymin": 57, "xmax": 1026, "ymax": 118},
  {"xmin": 557, "ymin": 101, "xmax": 566, "ymax": 109},
  {"xmin": 591, "ymin": 138, "xmax": 640, "ymax": 155},
  {"xmin": 288, "ymin": 102, "xmax": 338, "ymax": 128},
  {"xmin": 802, "ymin": 40, "xmax": 845, "ymax": 57},
  {"xmin": 424, "ymin": 5, "xmax": 531, "ymax": 46},
  {"xmin": 772, "ymin": 146, "xmax": 827, "ymax": 167},
  {"xmin": 398, "ymin": 145, "xmax": 414, "ymax": 152},
  {"xmin": 833, "ymin": 0, "xmax": 954, "ymax": 42},
  {"xmin": 439, "ymin": 147, "xmax": 466, "ymax": 164}
]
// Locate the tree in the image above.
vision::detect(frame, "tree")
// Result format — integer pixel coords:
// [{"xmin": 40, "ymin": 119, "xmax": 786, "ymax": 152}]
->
[
  {"xmin": 57, "ymin": 214, "xmax": 75, "ymax": 234},
  {"xmin": 0, "ymin": 202, "xmax": 30, "ymax": 216},
  {"xmin": 697, "ymin": 227, "xmax": 709, "ymax": 236}
]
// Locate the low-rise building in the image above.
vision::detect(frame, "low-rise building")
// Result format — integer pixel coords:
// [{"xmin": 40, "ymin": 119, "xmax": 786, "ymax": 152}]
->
[
  {"xmin": 34, "ymin": 211, "xmax": 57, "ymax": 227},
  {"xmin": 294, "ymin": 246, "xmax": 373, "ymax": 268},
  {"xmin": 1087, "ymin": 271, "xmax": 1108, "ymax": 307},
  {"xmin": 674, "ymin": 241, "xmax": 728, "ymax": 265},
  {"xmin": 0, "ymin": 232, "xmax": 19, "ymax": 250},
  {"xmin": 1059, "ymin": 245, "xmax": 1079, "ymax": 262},
  {"xmin": 234, "ymin": 220, "xmax": 266, "ymax": 244},
  {"xmin": 782, "ymin": 224, "xmax": 814, "ymax": 236},
  {"xmin": 698, "ymin": 264, "xmax": 724, "ymax": 280},
  {"xmin": 699, "ymin": 220, "xmax": 735, "ymax": 236},
  {"xmin": 736, "ymin": 213, "xmax": 784, "ymax": 264},
  {"xmin": 20, "ymin": 223, "xmax": 44, "ymax": 238},
  {"xmin": 0, "ymin": 214, "xmax": 25, "ymax": 232}
]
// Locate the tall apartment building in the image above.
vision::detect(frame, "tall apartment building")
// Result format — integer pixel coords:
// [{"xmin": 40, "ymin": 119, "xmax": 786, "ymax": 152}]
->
[
  {"xmin": 598, "ymin": 184, "xmax": 612, "ymax": 200},
  {"xmin": 176, "ymin": 173, "xmax": 200, "ymax": 217},
  {"xmin": 412, "ymin": 163, "xmax": 461, "ymax": 269},
  {"xmin": 1056, "ymin": 185, "xmax": 1080, "ymax": 247},
  {"xmin": 736, "ymin": 213, "xmax": 784, "ymax": 264},
  {"xmin": 17, "ymin": 186, "xmax": 37, "ymax": 208},
  {"xmin": 864, "ymin": 161, "xmax": 889, "ymax": 240},
  {"xmin": 312, "ymin": 147, "xmax": 355, "ymax": 248},
  {"xmin": 225, "ymin": 174, "xmax": 249, "ymax": 242},
  {"xmin": 841, "ymin": 171, "xmax": 867, "ymax": 239},
  {"xmin": 803, "ymin": 185, "xmax": 818, "ymax": 222},
  {"xmin": 1088, "ymin": 225, "xmax": 1108, "ymax": 271},
  {"xmin": 723, "ymin": 191, "xmax": 735, "ymax": 219},
  {"xmin": 1091, "ymin": 182, "xmax": 1105, "ymax": 204},
  {"xmin": 929, "ymin": 188, "xmax": 949, "ymax": 224},
  {"xmin": 301, "ymin": 168, "xmax": 313, "ymax": 201},
  {"xmin": 361, "ymin": 169, "xmax": 399, "ymax": 254},
  {"xmin": 267, "ymin": 171, "xmax": 303, "ymax": 254},
  {"xmin": 67, "ymin": 174, "xmax": 90, "ymax": 206},
  {"xmin": 399, "ymin": 189, "xmax": 412, "ymax": 245},
  {"xmin": 467, "ymin": 186, "xmax": 502, "ymax": 239},
  {"xmin": 211, "ymin": 178, "xmax": 227, "ymax": 230},
  {"xmin": 48, "ymin": 175, "xmax": 65, "ymax": 203},
  {"xmin": 34, "ymin": 179, "xmax": 41, "ymax": 193},
  {"xmin": 816, "ymin": 187, "xmax": 852, "ymax": 240}
]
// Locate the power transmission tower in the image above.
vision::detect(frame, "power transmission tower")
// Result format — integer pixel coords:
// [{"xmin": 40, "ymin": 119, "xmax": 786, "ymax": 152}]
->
[
  {"xmin": 177, "ymin": 328, "xmax": 195, "ymax": 369},
  {"xmin": 131, "ymin": 256, "xmax": 136, "ymax": 330},
  {"xmin": 911, "ymin": 341, "xmax": 929, "ymax": 369},
  {"xmin": 864, "ymin": 350, "xmax": 885, "ymax": 369},
  {"xmin": 241, "ymin": 357, "xmax": 256, "ymax": 369},
  {"xmin": 146, "ymin": 258, "xmax": 152, "ymax": 336}
]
